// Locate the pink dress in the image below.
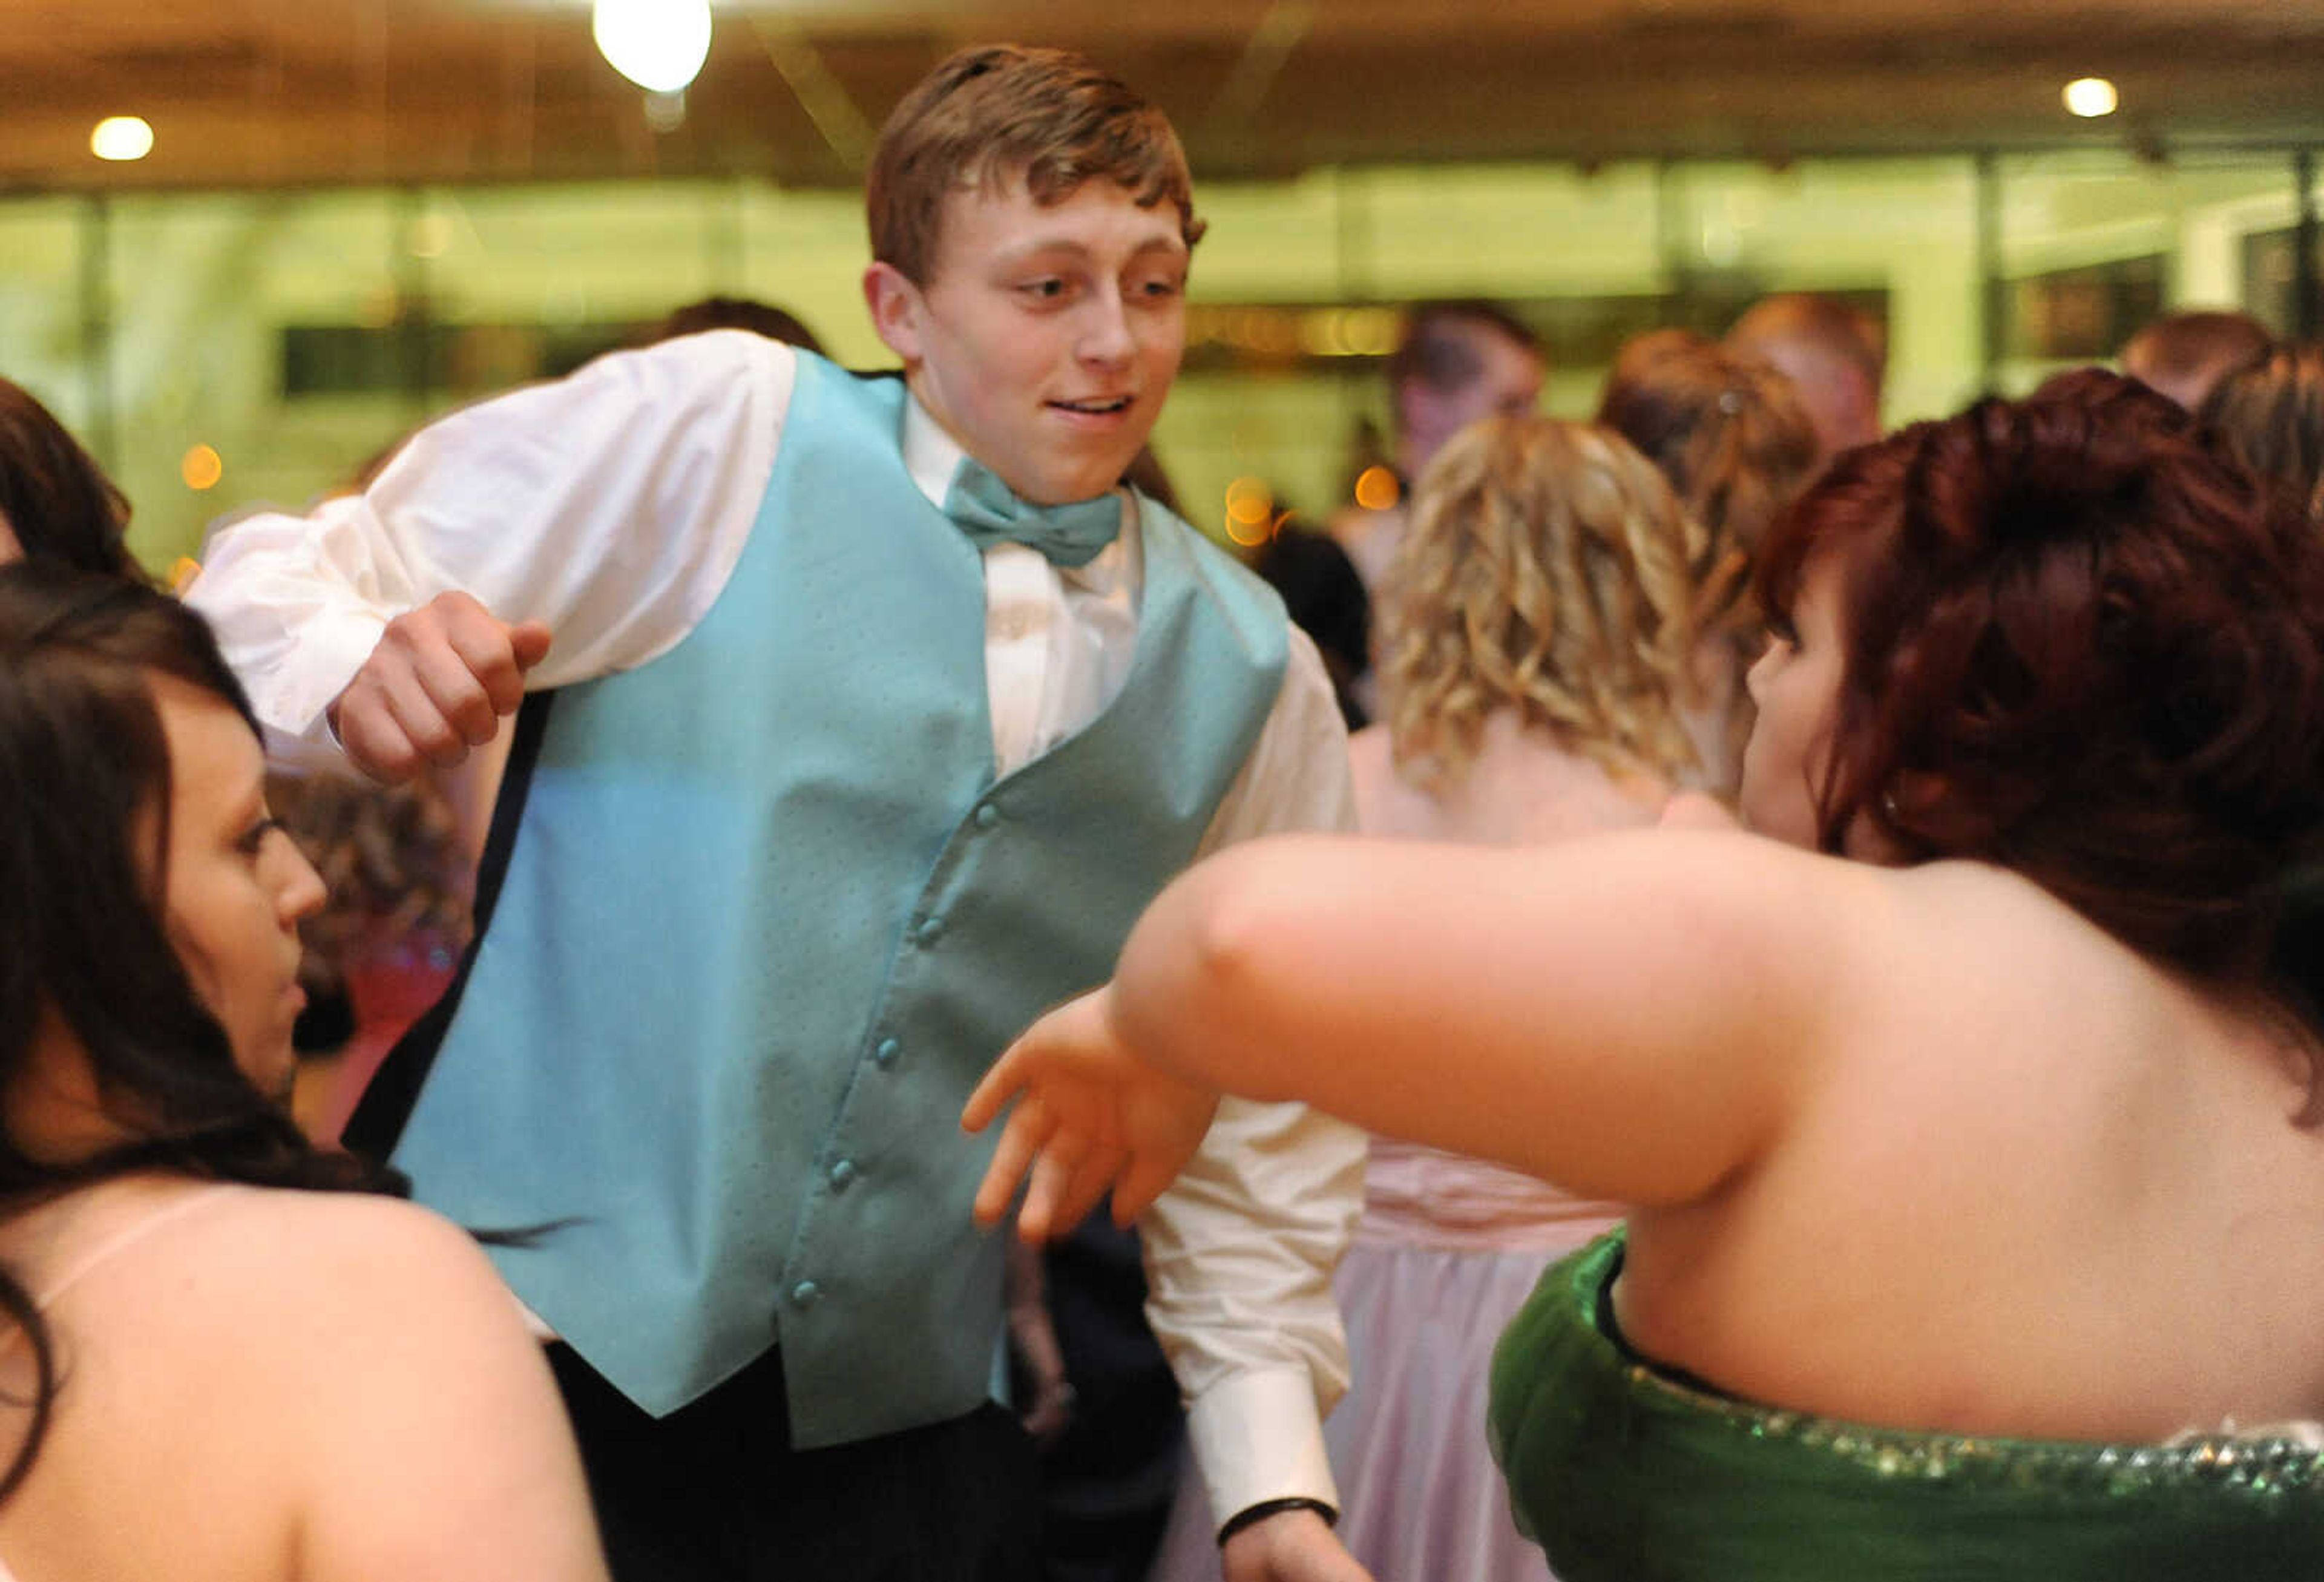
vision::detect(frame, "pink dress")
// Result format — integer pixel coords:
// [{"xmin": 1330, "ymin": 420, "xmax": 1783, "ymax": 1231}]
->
[
  {"xmin": 1147, "ymin": 717, "xmax": 1666, "ymax": 1582},
  {"xmin": 1320, "ymin": 1142, "xmax": 1619, "ymax": 1582}
]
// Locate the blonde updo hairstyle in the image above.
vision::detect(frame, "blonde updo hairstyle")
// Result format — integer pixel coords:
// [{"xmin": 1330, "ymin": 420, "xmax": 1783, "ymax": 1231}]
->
[{"xmin": 1379, "ymin": 416, "xmax": 1703, "ymax": 789}]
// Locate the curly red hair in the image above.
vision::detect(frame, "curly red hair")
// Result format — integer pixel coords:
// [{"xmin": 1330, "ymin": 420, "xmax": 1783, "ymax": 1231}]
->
[{"xmin": 1756, "ymin": 383, "xmax": 2324, "ymax": 981}]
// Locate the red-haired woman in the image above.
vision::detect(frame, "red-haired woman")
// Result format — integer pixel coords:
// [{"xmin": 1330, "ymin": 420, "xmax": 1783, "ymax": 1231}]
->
[{"xmin": 968, "ymin": 377, "xmax": 2324, "ymax": 1578}]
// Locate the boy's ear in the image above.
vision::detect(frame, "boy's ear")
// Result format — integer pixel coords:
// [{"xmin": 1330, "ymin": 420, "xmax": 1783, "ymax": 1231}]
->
[{"xmin": 863, "ymin": 262, "xmax": 925, "ymax": 366}]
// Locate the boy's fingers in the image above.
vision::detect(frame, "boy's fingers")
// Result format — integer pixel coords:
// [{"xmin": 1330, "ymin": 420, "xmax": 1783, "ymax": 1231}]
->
[
  {"xmin": 505, "ymin": 619, "xmax": 554, "ymax": 674},
  {"xmin": 1017, "ymin": 1159, "xmax": 1061, "ymax": 1243},
  {"xmin": 1112, "ymin": 1154, "xmax": 1180, "ymax": 1229},
  {"xmin": 376, "ymin": 662, "xmax": 471, "ymax": 767},
  {"xmin": 971, "ymin": 1100, "xmax": 1048, "ymax": 1226},
  {"xmin": 960, "ymin": 1057, "xmax": 1022, "ymax": 1134},
  {"xmin": 1017, "ymin": 1125, "xmax": 1093, "ymax": 1243},
  {"xmin": 414, "ymin": 632, "xmax": 505, "ymax": 746},
  {"xmin": 1054, "ymin": 1141, "xmax": 1124, "ymax": 1235},
  {"xmin": 335, "ymin": 695, "xmax": 425, "ymax": 784}
]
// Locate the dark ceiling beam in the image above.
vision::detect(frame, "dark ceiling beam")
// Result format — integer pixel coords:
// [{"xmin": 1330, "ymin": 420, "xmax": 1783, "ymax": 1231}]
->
[{"xmin": 5, "ymin": 8, "xmax": 2324, "ymax": 194}]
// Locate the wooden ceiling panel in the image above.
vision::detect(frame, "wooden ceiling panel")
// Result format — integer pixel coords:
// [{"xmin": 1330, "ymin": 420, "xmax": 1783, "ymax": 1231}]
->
[{"xmin": 1, "ymin": 0, "xmax": 2320, "ymax": 195}]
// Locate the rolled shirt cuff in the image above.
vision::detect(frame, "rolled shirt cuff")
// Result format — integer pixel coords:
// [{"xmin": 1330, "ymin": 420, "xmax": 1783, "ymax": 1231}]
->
[{"xmin": 1184, "ymin": 1364, "xmax": 1341, "ymax": 1535}]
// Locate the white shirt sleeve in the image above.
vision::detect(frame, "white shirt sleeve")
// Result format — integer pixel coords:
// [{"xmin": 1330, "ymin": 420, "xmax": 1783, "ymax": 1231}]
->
[
  {"xmin": 186, "ymin": 330, "xmax": 796, "ymax": 762},
  {"xmin": 1140, "ymin": 627, "xmax": 1368, "ymax": 1531}
]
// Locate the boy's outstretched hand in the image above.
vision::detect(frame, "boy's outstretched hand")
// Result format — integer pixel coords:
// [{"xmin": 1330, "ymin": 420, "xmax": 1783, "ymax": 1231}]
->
[{"xmin": 962, "ymin": 988, "xmax": 1220, "ymax": 1241}]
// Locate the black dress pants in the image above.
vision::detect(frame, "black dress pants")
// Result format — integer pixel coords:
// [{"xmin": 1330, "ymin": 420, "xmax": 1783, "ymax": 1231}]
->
[
  {"xmin": 1036, "ymin": 1215, "xmax": 1187, "ymax": 1582},
  {"xmin": 548, "ymin": 1341, "xmax": 1043, "ymax": 1582}
]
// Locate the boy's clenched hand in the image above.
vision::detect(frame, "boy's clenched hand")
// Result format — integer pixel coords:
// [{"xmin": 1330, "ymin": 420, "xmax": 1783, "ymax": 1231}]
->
[{"xmin": 330, "ymin": 591, "xmax": 550, "ymax": 783}]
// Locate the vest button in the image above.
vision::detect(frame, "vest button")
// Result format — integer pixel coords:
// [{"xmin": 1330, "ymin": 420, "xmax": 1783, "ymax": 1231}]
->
[
  {"xmin": 790, "ymin": 1279, "xmax": 821, "ymax": 1308},
  {"xmin": 974, "ymin": 803, "xmax": 1000, "ymax": 830},
  {"xmin": 873, "ymin": 1037, "xmax": 901, "ymax": 1068},
  {"xmin": 916, "ymin": 916, "xmax": 944, "ymax": 947},
  {"xmin": 829, "ymin": 1159, "xmax": 858, "ymax": 1192}
]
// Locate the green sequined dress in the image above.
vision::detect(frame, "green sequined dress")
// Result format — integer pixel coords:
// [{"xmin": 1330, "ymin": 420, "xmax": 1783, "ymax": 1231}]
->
[{"xmin": 1488, "ymin": 1232, "xmax": 2324, "ymax": 1580}]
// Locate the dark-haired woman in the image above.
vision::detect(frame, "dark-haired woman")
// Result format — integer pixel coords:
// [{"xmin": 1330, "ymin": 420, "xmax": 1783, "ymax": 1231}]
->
[
  {"xmin": 967, "ymin": 384, "xmax": 2324, "ymax": 1577},
  {"xmin": 0, "ymin": 563, "xmax": 606, "ymax": 1581},
  {"xmin": 0, "ymin": 379, "xmax": 142, "ymax": 579}
]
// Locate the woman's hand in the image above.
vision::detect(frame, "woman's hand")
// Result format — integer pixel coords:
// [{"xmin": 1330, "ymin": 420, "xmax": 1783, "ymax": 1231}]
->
[{"xmin": 962, "ymin": 988, "xmax": 1221, "ymax": 1241}]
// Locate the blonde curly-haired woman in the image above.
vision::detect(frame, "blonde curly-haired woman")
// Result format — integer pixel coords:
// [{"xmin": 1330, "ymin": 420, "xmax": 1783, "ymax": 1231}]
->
[
  {"xmin": 1151, "ymin": 416, "xmax": 1715, "ymax": 1582},
  {"xmin": 1333, "ymin": 418, "xmax": 1713, "ymax": 1582}
]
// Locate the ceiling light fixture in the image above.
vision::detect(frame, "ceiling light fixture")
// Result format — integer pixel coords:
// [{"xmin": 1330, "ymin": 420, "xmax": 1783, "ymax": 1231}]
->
[
  {"xmin": 90, "ymin": 116, "xmax": 155, "ymax": 162},
  {"xmin": 2063, "ymin": 77, "xmax": 2119, "ymax": 119},
  {"xmin": 592, "ymin": 0, "xmax": 713, "ymax": 94}
]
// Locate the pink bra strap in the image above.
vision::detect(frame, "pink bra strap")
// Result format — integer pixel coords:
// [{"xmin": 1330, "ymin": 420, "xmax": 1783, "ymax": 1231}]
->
[{"xmin": 33, "ymin": 1185, "xmax": 241, "ymax": 1312}]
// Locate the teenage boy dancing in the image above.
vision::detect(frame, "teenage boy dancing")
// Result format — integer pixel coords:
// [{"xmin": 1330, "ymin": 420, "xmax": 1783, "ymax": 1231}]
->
[{"xmin": 189, "ymin": 43, "xmax": 1368, "ymax": 1582}]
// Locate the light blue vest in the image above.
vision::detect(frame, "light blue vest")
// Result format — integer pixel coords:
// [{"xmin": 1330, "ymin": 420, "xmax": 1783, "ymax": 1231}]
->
[{"xmin": 389, "ymin": 353, "xmax": 1289, "ymax": 1446}]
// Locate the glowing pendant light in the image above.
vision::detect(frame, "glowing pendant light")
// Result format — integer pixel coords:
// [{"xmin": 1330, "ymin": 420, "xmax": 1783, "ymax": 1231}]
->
[{"xmin": 592, "ymin": 0, "xmax": 713, "ymax": 94}]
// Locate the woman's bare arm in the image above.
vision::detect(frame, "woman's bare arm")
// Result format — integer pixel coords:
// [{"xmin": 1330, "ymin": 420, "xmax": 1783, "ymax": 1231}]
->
[{"xmin": 971, "ymin": 827, "xmax": 1881, "ymax": 1233}]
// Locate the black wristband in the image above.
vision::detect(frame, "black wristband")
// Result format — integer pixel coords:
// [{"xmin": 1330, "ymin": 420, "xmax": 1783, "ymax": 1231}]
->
[{"xmin": 1215, "ymin": 1496, "xmax": 1338, "ymax": 1545}]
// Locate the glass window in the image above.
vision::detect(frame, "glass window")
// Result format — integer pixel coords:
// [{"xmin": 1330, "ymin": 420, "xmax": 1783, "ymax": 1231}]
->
[{"xmin": 1994, "ymin": 149, "xmax": 2294, "ymax": 393}]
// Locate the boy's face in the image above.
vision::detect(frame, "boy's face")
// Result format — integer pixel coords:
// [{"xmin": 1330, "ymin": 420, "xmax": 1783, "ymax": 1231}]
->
[{"xmin": 868, "ymin": 177, "xmax": 1189, "ymax": 505}]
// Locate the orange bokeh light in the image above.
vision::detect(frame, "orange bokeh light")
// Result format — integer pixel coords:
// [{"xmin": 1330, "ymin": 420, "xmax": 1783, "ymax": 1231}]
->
[
  {"xmin": 1353, "ymin": 465, "xmax": 1400, "ymax": 512},
  {"xmin": 1224, "ymin": 476, "xmax": 1273, "ymax": 526}
]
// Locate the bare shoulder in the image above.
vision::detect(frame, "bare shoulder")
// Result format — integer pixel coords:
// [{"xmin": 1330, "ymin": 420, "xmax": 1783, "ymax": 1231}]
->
[
  {"xmin": 1204, "ymin": 824, "xmax": 1900, "ymax": 1011},
  {"xmin": 251, "ymin": 1189, "xmax": 512, "ymax": 1298},
  {"xmin": 1554, "ymin": 825, "xmax": 1897, "ymax": 933},
  {"xmin": 1885, "ymin": 855, "xmax": 2070, "ymax": 910},
  {"xmin": 1878, "ymin": 858, "xmax": 2132, "ymax": 970},
  {"xmin": 1832, "ymin": 859, "xmax": 2184, "ymax": 1092},
  {"xmin": 136, "ymin": 1188, "xmax": 522, "ymax": 1342}
]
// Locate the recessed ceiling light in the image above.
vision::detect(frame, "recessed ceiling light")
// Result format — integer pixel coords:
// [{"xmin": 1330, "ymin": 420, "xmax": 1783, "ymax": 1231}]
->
[
  {"xmin": 91, "ymin": 116, "xmax": 154, "ymax": 162},
  {"xmin": 2063, "ymin": 77, "xmax": 2119, "ymax": 119}
]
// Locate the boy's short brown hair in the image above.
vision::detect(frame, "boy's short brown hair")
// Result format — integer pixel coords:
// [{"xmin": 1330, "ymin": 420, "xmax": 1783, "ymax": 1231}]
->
[{"xmin": 866, "ymin": 44, "xmax": 1204, "ymax": 284}]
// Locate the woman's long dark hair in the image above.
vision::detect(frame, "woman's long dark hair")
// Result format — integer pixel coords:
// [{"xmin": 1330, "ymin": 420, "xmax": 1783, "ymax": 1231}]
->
[
  {"xmin": 0, "ymin": 563, "xmax": 407, "ymax": 1501},
  {"xmin": 0, "ymin": 382, "xmax": 141, "ymax": 582}
]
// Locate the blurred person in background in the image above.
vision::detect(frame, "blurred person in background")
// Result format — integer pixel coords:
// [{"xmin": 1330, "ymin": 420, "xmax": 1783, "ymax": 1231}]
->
[
  {"xmin": 2198, "ymin": 340, "xmax": 2324, "ymax": 525},
  {"xmin": 1598, "ymin": 329, "xmax": 1819, "ymax": 791},
  {"xmin": 2194, "ymin": 344, "xmax": 2324, "ymax": 1063},
  {"xmin": 273, "ymin": 769, "xmax": 474, "ymax": 1145},
  {"xmin": 1250, "ymin": 524, "xmax": 1372, "ymax": 731},
  {"xmin": 1331, "ymin": 302, "xmax": 1546, "ymax": 597},
  {"xmin": 2120, "ymin": 308, "xmax": 2272, "ymax": 413},
  {"xmin": 643, "ymin": 295, "xmax": 827, "ymax": 355},
  {"xmin": 1725, "ymin": 293, "xmax": 1885, "ymax": 473}
]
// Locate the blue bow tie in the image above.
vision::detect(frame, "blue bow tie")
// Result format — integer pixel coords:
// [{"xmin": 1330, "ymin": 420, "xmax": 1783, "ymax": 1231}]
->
[{"xmin": 942, "ymin": 459, "xmax": 1122, "ymax": 569}]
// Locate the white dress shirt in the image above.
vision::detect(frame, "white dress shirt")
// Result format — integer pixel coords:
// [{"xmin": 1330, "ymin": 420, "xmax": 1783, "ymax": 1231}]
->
[{"xmin": 188, "ymin": 329, "xmax": 1364, "ymax": 1526}]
